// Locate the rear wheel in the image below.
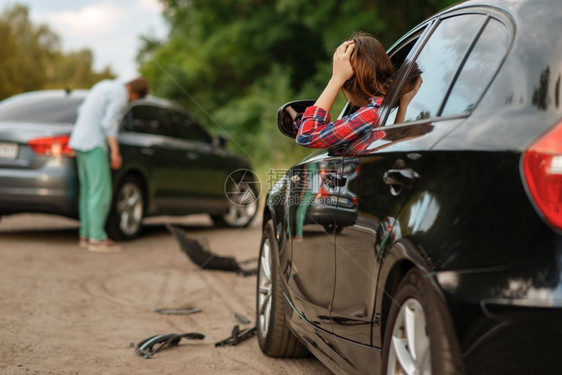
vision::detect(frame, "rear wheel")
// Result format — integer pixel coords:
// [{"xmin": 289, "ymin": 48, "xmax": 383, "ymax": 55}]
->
[
  {"xmin": 256, "ymin": 220, "xmax": 308, "ymax": 357},
  {"xmin": 382, "ymin": 268, "xmax": 465, "ymax": 375},
  {"xmin": 212, "ymin": 178, "xmax": 258, "ymax": 228},
  {"xmin": 106, "ymin": 175, "xmax": 145, "ymax": 241}
]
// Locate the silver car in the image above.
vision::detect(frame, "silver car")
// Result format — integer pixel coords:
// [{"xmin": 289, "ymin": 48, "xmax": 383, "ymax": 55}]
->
[{"xmin": 0, "ymin": 90, "xmax": 258, "ymax": 239}]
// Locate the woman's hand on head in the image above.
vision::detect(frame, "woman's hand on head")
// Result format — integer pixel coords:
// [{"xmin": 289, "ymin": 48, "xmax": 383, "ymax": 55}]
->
[
  {"xmin": 401, "ymin": 76, "xmax": 423, "ymax": 105},
  {"xmin": 331, "ymin": 40, "xmax": 355, "ymax": 85},
  {"xmin": 314, "ymin": 40, "xmax": 355, "ymax": 113}
]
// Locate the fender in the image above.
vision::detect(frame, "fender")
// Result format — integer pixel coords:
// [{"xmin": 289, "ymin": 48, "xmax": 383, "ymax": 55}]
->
[{"xmin": 372, "ymin": 237, "xmax": 442, "ymax": 347}]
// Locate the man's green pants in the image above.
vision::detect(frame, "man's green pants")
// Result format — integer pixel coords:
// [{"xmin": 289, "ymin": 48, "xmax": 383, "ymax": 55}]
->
[{"xmin": 75, "ymin": 147, "xmax": 111, "ymax": 241}]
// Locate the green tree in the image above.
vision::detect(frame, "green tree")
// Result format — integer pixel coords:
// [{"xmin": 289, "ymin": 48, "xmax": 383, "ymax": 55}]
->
[
  {"xmin": 0, "ymin": 4, "xmax": 115, "ymax": 100},
  {"xmin": 139, "ymin": 0, "xmax": 459, "ymax": 169},
  {"xmin": 46, "ymin": 49, "xmax": 115, "ymax": 90}
]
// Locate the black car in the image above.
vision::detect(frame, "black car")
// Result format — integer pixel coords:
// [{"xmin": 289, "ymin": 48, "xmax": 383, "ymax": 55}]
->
[
  {"xmin": 256, "ymin": 0, "xmax": 562, "ymax": 373},
  {"xmin": 0, "ymin": 90, "xmax": 258, "ymax": 240}
]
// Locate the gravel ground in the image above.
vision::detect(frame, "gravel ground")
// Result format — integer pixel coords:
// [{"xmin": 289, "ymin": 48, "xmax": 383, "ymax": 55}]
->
[{"xmin": 0, "ymin": 214, "xmax": 329, "ymax": 375}]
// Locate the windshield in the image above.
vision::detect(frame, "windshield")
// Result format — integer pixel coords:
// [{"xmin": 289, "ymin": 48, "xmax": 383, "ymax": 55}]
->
[{"xmin": 0, "ymin": 94, "xmax": 84, "ymax": 124}]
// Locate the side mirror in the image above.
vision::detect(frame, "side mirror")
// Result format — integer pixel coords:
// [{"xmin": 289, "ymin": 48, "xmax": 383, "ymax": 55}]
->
[
  {"xmin": 213, "ymin": 134, "xmax": 228, "ymax": 148},
  {"xmin": 277, "ymin": 100, "xmax": 315, "ymax": 139}
]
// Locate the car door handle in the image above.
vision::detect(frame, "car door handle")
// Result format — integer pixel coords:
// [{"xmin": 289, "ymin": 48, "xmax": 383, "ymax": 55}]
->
[
  {"xmin": 141, "ymin": 148, "xmax": 154, "ymax": 155},
  {"xmin": 383, "ymin": 168, "xmax": 420, "ymax": 195},
  {"xmin": 186, "ymin": 152, "xmax": 199, "ymax": 160}
]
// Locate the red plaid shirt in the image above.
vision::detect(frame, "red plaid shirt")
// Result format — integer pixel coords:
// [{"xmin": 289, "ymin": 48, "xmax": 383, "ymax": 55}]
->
[{"xmin": 294, "ymin": 97, "xmax": 383, "ymax": 149}]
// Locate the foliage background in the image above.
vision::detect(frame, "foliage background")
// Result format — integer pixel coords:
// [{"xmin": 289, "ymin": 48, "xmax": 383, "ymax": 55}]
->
[
  {"xmin": 0, "ymin": 5, "xmax": 114, "ymax": 99},
  {"xmin": 0, "ymin": 1, "xmax": 459, "ymax": 173}
]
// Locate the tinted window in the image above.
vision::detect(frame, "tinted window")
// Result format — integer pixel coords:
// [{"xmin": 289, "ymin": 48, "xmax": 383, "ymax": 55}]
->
[
  {"xmin": 126, "ymin": 105, "xmax": 174, "ymax": 137},
  {"xmin": 187, "ymin": 123, "xmax": 212, "ymax": 143},
  {"xmin": 390, "ymin": 33, "xmax": 422, "ymax": 69},
  {"xmin": 398, "ymin": 15, "xmax": 486, "ymax": 123},
  {"xmin": 0, "ymin": 95, "xmax": 83, "ymax": 123},
  {"xmin": 441, "ymin": 19, "xmax": 510, "ymax": 116},
  {"xmin": 168, "ymin": 109, "xmax": 212, "ymax": 143},
  {"xmin": 383, "ymin": 32, "xmax": 426, "ymax": 125}
]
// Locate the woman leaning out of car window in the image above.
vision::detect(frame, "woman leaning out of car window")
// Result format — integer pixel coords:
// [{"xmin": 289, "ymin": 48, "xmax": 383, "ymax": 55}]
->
[{"xmin": 293, "ymin": 32, "xmax": 422, "ymax": 149}]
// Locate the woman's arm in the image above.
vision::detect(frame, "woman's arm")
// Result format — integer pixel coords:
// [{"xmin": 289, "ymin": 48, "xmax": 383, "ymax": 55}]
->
[
  {"xmin": 295, "ymin": 40, "xmax": 384, "ymax": 149},
  {"xmin": 295, "ymin": 102, "xmax": 380, "ymax": 148},
  {"xmin": 314, "ymin": 40, "xmax": 355, "ymax": 113},
  {"xmin": 395, "ymin": 76, "xmax": 423, "ymax": 124}
]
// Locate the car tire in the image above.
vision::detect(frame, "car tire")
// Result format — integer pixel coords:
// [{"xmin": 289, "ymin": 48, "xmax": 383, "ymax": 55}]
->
[
  {"xmin": 256, "ymin": 220, "xmax": 308, "ymax": 358},
  {"xmin": 382, "ymin": 268, "xmax": 465, "ymax": 375},
  {"xmin": 106, "ymin": 175, "xmax": 145, "ymax": 241},
  {"xmin": 211, "ymin": 178, "xmax": 258, "ymax": 228}
]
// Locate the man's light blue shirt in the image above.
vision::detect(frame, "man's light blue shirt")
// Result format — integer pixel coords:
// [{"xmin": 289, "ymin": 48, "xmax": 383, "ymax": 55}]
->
[{"xmin": 69, "ymin": 79, "xmax": 128, "ymax": 152}]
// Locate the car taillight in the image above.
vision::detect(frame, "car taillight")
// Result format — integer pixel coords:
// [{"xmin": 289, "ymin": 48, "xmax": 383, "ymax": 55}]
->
[
  {"xmin": 523, "ymin": 120, "xmax": 562, "ymax": 229},
  {"xmin": 28, "ymin": 135, "xmax": 75, "ymax": 158}
]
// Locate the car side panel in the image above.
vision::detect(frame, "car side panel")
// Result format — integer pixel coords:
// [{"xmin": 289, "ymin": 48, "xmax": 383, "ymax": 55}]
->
[
  {"xmin": 372, "ymin": 149, "xmax": 542, "ymax": 345},
  {"xmin": 330, "ymin": 117, "xmax": 464, "ymax": 346},
  {"xmin": 285, "ymin": 157, "xmax": 339, "ymax": 333},
  {"xmin": 283, "ymin": 290, "xmax": 381, "ymax": 375}
]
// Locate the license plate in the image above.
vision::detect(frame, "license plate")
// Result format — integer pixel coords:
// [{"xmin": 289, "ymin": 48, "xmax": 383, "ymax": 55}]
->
[{"xmin": 0, "ymin": 143, "xmax": 18, "ymax": 159}]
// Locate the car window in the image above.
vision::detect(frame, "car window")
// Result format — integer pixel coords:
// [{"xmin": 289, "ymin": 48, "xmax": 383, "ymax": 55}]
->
[
  {"xmin": 389, "ymin": 33, "xmax": 422, "ymax": 70},
  {"xmin": 126, "ymin": 105, "xmax": 174, "ymax": 137},
  {"xmin": 395, "ymin": 14, "xmax": 487, "ymax": 123},
  {"xmin": 168, "ymin": 109, "xmax": 212, "ymax": 143},
  {"xmin": 441, "ymin": 18, "xmax": 510, "ymax": 116},
  {"xmin": 382, "ymin": 31, "xmax": 427, "ymax": 125}
]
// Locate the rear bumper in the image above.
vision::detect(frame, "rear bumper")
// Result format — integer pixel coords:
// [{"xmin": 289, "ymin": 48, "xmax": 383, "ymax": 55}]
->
[
  {"xmin": 435, "ymin": 228, "xmax": 562, "ymax": 373},
  {"xmin": 0, "ymin": 158, "xmax": 78, "ymax": 217},
  {"xmin": 462, "ymin": 317, "xmax": 562, "ymax": 375},
  {"xmin": 436, "ymin": 266, "xmax": 562, "ymax": 374}
]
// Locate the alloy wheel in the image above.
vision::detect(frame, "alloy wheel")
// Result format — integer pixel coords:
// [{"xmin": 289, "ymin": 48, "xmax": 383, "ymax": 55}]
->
[
  {"xmin": 258, "ymin": 237, "xmax": 273, "ymax": 336},
  {"xmin": 223, "ymin": 183, "xmax": 258, "ymax": 227},
  {"xmin": 387, "ymin": 298, "xmax": 431, "ymax": 375},
  {"xmin": 116, "ymin": 182, "xmax": 143, "ymax": 236}
]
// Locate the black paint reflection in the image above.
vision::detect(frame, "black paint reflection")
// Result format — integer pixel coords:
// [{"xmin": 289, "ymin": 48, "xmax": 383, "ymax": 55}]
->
[{"xmin": 287, "ymin": 158, "xmax": 340, "ymax": 332}]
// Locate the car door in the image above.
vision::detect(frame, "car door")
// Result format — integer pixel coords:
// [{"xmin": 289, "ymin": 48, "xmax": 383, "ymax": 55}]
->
[
  {"xmin": 285, "ymin": 152, "xmax": 342, "ymax": 333},
  {"xmin": 163, "ymin": 108, "xmax": 227, "ymax": 211},
  {"xmin": 120, "ymin": 104, "xmax": 186, "ymax": 211},
  {"xmin": 329, "ymin": 12, "xmax": 504, "ymax": 346}
]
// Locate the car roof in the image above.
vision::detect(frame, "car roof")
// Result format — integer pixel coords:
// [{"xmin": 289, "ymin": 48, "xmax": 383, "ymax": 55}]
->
[
  {"xmin": 437, "ymin": 0, "xmax": 559, "ymax": 20},
  {"xmin": 394, "ymin": 0, "xmax": 560, "ymax": 40},
  {"xmin": 2, "ymin": 89, "xmax": 188, "ymax": 113},
  {"xmin": 130, "ymin": 96, "xmax": 188, "ymax": 114},
  {"xmin": 0, "ymin": 89, "xmax": 89, "ymax": 102}
]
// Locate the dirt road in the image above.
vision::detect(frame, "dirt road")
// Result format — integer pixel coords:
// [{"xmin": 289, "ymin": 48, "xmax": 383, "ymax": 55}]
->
[{"xmin": 0, "ymin": 214, "xmax": 329, "ymax": 374}]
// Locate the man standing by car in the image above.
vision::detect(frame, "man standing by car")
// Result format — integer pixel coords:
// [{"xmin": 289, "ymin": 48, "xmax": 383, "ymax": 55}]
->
[{"xmin": 69, "ymin": 78, "xmax": 149, "ymax": 252}]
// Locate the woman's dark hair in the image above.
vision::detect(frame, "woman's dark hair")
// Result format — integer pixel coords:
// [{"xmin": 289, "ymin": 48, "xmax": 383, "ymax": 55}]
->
[{"xmin": 342, "ymin": 32, "xmax": 394, "ymax": 107}]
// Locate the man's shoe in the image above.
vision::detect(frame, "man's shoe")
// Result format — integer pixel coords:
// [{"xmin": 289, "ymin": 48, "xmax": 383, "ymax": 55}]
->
[
  {"xmin": 87, "ymin": 239, "xmax": 122, "ymax": 253},
  {"xmin": 79, "ymin": 237, "xmax": 88, "ymax": 248}
]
